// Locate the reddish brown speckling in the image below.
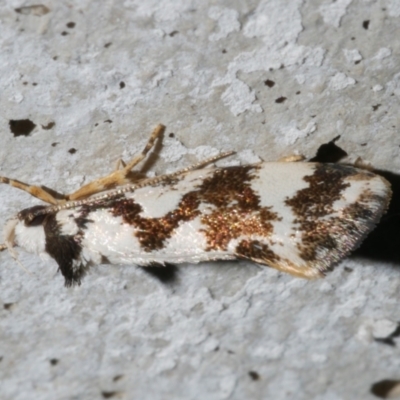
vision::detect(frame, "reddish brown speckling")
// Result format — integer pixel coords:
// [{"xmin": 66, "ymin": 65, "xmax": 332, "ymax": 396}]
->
[{"xmin": 110, "ymin": 165, "xmax": 281, "ymax": 253}]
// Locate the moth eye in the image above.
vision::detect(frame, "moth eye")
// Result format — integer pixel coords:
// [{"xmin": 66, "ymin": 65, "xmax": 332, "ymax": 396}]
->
[
  {"xmin": 24, "ymin": 214, "xmax": 46, "ymax": 227},
  {"xmin": 17, "ymin": 205, "xmax": 48, "ymax": 226}
]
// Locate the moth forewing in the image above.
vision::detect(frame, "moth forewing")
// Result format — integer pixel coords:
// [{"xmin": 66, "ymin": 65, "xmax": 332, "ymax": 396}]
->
[{"xmin": 0, "ymin": 126, "xmax": 392, "ymax": 286}]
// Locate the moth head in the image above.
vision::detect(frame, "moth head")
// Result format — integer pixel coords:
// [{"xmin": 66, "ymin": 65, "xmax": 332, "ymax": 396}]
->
[{"xmin": 3, "ymin": 206, "xmax": 48, "ymax": 258}]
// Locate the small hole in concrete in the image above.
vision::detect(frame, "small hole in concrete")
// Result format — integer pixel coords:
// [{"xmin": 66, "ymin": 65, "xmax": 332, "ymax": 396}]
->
[
  {"xmin": 42, "ymin": 122, "xmax": 55, "ymax": 130},
  {"xmin": 248, "ymin": 371, "xmax": 260, "ymax": 381},
  {"xmin": 371, "ymin": 379, "xmax": 400, "ymax": 398},
  {"xmin": 264, "ymin": 79, "xmax": 275, "ymax": 87},
  {"xmin": 9, "ymin": 119, "xmax": 36, "ymax": 136},
  {"xmin": 102, "ymin": 391, "xmax": 118, "ymax": 399},
  {"xmin": 275, "ymin": 96, "xmax": 287, "ymax": 103}
]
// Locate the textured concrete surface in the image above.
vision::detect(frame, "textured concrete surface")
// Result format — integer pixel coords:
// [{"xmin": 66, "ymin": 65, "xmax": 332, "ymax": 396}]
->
[{"xmin": 1, "ymin": 1, "xmax": 400, "ymax": 399}]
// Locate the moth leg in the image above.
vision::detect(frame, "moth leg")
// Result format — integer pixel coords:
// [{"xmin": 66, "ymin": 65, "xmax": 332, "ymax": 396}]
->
[
  {"xmin": 277, "ymin": 154, "xmax": 306, "ymax": 163},
  {"xmin": 0, "ymin": 176, "xmax": 62, "ymax": 205},
  {"xmin": 66, "ymin": 124, "xmax": 165, "ymax": 201},
  {"xmin": 115, "ymin": 158, "xmax": 127, "ymax": 170}
]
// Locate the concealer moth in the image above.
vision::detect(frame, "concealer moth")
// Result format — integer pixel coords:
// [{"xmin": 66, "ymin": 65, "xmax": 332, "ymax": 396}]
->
[{"xmin": 0, "ymin": 125, "xmax": 392, "ymax": 286}]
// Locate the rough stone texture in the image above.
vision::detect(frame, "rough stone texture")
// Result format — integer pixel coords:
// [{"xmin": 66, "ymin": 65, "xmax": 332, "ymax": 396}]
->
[{"xmin": 1, "ymin": 1, "xmax": 400, "ymax": 399}]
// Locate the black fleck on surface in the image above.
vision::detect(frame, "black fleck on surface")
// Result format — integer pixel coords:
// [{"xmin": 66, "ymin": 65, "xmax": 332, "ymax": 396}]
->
[
  {"xmin": 49, "ymin": 358, "xmax": 59, "ymax": 366},
  {"xmin": 275, "ymin": 96, "xmax": 287, "ymax": 103},
  {"xmin": 66, "ymin": 22, "xmax": 75, "ymax": 28},
  {"xmin": 248, "ymin": 371, "xmax": 260, "ymax": 381},
  {"xmin": 42, "ymin": 121, "xmax": 55, "ymax": 130},
  {"xmin": 9, "ymin": 119, "xmax": 36, "ymax": 136},
  {"xmin": 119, "ymin": 81, "xmax": 125, "ymax": 89},
  {"xmin": 68, "ymin": 148, "xmax": 77, "ymax": 154},
  {"xmin": 102, "ymin": 391, "xmax": 119, "ymax": 399},
  {"xmin": 372, "ymin": 104, "xmax": 381, "ymax": 111},
  {"xmin": 371, "ymin": 379, "xmax": 400, "ymax": 398},
  {"xmin": 363, "ymin": 20, "xmax": 370, "ymax": 29},
  {"xmin": 264, "ymin": 79, "xmax": 275, "ymax": 87}
]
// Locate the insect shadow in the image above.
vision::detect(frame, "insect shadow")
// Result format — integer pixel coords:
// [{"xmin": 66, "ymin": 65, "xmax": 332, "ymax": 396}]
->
[
  {"xmin": 354, "ymin": 167, "xmax": 400, "ymax": 266},
  {"xmin": 310, "ymin": 136, "xmax": 400, "ymax": 267}
]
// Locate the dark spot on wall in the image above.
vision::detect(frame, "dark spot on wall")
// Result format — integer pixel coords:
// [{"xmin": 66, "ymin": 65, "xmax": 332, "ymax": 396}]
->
[
  {"xmin": 371, "ymin": 379, "xmax": 400, "ymax": 398},
  {"xmin": 275, "ymin": 96, "xmax": 287, "ymax": 103},
  {"xmin": 23, "ymin": 81, "xmax": 28, "ymax": 85},
  {"xmin": 42, "ymin": 121, "xmax": 55, "ymax": 130},
  {"xmin": 104, "ymin": 119, "xmax": 112, "ymax": 123},
  {"xmin": 264, "ymin": 79, "xmax": 275, "ymax": 87},
  {"xmin": 61, "ymin": 31, "xmax": 68, "ymax": 36},
  {"xmin": 169, "ymin": 30, "xmax": 179, "ymax": 37},
  {"xmin": 372, "ymin": 104, "xmax": 381, "ymax": 111},
  {"xmin": 248, "ymin": 371, "xmax": 260, "ymax": 381},
  {"xmin": 119, "ymin": 81, "xmax": 125, "ymax": 89},
  {"xmin": 66, "ymin": 22, "xmax": 75, "ymax": 28},
  {"xmin": 222, "ymin": 49, "xmax": 227, "ymax": 53},
  {"xmin": 49, "ymin": 358, "xmax": 59, "ymax": 366},
  {"xmin": 32, "ymin": 82, "xmax": 38, "ymax": 86},
  {"xmin": 68, "ymin": 148, "xmax": 77, "ymax": 154},
  {"xmin": 51, "ymin": 142, "xmax": 59, "ymax": 147},
  {"xmin": 296, "ymin": 91, "xmax": 301, "ymax": 95},
  {"xmin": 113, "ymin": 375, "xmax": 123, "ymax": 382},
  {"xmin": 355, "ymin": 60, "xmax": 361, "ymax": 64},
  {"xmin": 3, "ymin": 303, "xmax": 14, "ymax": 310},
  {"xmin": 363, "ymin": 20, "xmax": 370, "ymax": 29},
  {"xmin": 102, "ymin": 391, "xmax": 119, "ymax": 399},
  {"xmin": 104, "ymin": 42, "xmax": 112, "ymax": 48},
  {"xmin": 9, "ymin": 119, "xmax": 36, "ymax": 136},
  {"xmin": 169, "ymin": 132, "xmax": 175, "ymax": 138},
  {"xmin": 351, "ymin": 37, "xmax": 356, "ymax": 40}
]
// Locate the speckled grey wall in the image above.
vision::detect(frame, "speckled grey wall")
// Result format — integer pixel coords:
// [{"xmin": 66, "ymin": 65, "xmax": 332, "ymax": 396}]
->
[{"xmin": 1, "ymin": 1, "xmax": 400, "ymax": 399}]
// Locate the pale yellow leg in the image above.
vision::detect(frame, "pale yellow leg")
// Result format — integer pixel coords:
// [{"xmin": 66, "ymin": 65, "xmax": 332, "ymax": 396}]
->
[
  {"xmin": 277, "ymin": 154, "xmax": 306, "ymax": 163},
  {"xmin": 0, "ymin": 176, "xmax": 62, "ymax": 205},
  {"xmin": 66, "ymin": 124, "xmax": 165, "ymax": 201}
]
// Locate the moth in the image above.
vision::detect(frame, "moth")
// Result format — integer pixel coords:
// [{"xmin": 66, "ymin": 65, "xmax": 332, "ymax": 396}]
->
[{"xmin": 0, "ymin": 125, "xmax": 392, "ymax": 286}]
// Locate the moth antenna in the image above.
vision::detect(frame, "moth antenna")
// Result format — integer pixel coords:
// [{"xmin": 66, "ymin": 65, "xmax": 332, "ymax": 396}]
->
[{"xmin": 26, "ymin": 150, "xmax": 237, "ymax": 216}]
